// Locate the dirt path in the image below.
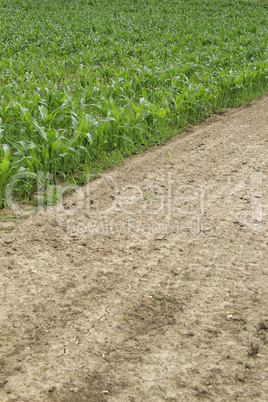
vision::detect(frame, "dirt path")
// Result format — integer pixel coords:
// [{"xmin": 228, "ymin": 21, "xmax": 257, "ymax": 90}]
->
[{"xmin": 0, "ymin": 95, "xmax": 268, "ymax": 401}]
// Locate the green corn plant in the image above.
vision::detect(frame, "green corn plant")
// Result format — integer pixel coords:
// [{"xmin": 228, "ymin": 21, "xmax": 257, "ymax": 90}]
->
[{"xmin": 0, "ymin": 144, "xmax": 14, "ymax": 209}]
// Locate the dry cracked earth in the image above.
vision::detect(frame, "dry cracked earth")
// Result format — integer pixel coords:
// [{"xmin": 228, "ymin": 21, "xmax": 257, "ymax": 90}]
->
[{"xmin": 0, "ymin": 95, "xmax": 268, "ymax": 401}]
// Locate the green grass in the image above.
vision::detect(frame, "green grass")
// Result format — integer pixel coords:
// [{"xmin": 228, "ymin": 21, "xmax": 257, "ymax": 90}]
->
[{"xmin": 0, "ymin": 0, "xmax": 268, "ymax": 207}]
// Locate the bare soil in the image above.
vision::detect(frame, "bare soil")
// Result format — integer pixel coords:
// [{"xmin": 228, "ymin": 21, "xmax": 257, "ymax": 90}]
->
[{"xmin": 0, "ymin": 95, "xmax": 268, "ymax": 401}]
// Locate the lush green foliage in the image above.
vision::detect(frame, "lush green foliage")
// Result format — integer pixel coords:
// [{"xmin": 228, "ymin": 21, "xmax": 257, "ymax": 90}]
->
[{"xmin": 0, "ymin": 0, "xmax": 268, "ymax": 206}]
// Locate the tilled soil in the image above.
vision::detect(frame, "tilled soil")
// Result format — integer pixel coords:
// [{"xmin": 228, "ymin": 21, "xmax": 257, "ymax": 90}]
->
[{"xmin": 0, "ymin": 95, "xmax": 268, "ymax": 401}]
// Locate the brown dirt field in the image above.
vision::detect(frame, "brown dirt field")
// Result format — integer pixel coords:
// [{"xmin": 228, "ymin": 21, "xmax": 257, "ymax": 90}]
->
[{"xmin": 0, "ymin": 95, "xmax": 268, "ymax": 401}]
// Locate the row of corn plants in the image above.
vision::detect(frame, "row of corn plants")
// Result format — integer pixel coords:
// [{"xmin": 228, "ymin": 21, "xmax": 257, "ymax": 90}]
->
[{"xmin": 1, "ymin": 0, "xmax": 268, "ymax": 207}]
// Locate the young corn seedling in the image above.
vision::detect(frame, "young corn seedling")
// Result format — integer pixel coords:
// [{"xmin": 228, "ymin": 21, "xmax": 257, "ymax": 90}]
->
[{"xmin": 168, "ymin": 152, "xmax": 173, "ymax": 165}]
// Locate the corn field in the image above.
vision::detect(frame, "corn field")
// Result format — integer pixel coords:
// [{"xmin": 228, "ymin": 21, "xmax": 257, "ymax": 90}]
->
[{"xmin": 1, "ymin": 0, "xmax": 268, "ymax": 207}]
